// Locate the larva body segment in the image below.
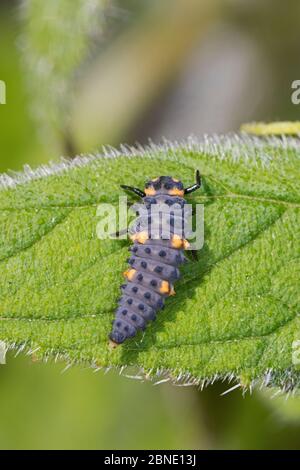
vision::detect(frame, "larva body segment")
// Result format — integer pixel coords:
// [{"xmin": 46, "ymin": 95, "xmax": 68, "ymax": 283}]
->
[{"xmin": 109, "ymin": 174, "xmax": 201, "ymax": 347}]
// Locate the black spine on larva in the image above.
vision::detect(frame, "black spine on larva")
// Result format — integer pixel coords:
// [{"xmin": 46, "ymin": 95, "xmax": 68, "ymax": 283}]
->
[{"xmin": 110, "ymin": 193, "xmax": 188, "ymax": 345}]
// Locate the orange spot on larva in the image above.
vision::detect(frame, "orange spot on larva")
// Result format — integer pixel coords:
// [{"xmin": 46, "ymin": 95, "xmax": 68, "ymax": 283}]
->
[
  {"xmin": 168, "ymin": 188, "xmax": 184, "ymax": 196},
  {"xmin": 183, "ymin": 240, "xmax": 190, "ymax": 249},
  {"xmin": 159, "ymin": 281, "xmax": 170, "ymax": 294},
  {"xmin": 159, "ymin": 280, "xmax": 175, "ymax": 296},
  {"xmin": 171, "ymin": 234, "xmax": 183, "ymax": 249},
  {"xmin": 159, "ymin": 281, "xmax": 175, "ymax": 295},
  {"xmin": 171, "ymin": 234, "xmax": 190, "ymax": 250},
  {"xmin": 130, "ymin": 231, "xmax": 149, "ymax": 244},
  {"xmin": 123, "ymin": 268, "xmax": 136, "ymax": 280},
  {"xmin": 145, "ymin": 187, "xmax": 156, "ymax": 196}
]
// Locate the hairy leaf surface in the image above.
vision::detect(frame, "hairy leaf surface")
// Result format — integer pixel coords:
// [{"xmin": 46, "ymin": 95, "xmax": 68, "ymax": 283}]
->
[{"xmin": 0, "ymin": 135, "xmax": 299, "ymax": 390}]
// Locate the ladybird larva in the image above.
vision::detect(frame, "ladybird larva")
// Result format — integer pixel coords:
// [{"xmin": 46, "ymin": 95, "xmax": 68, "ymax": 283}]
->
[{"xmin": 109, "ymin": 172, "xmax": 201, "ymax": 347}]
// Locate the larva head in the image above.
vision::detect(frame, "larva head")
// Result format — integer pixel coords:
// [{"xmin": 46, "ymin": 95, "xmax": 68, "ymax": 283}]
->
[{"xmin": 144, "ymin": 176, "xmax": 184, "ymax": 196}]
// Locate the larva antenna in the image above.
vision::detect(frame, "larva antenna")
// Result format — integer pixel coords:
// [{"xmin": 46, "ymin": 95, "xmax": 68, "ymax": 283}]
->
[{"xmin": 184, "ymin": 170, "xmax": 201, "ymax": 195}]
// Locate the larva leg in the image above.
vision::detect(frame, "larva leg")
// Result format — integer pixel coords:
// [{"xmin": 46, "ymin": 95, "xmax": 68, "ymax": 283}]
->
[
  {"xmin": 121, "ymin": 185, "xmax": 145, "ymax": 198},
  {"xmin": 110, "ymin": 228, "xmax": 128, "ymax": 239},
  {"xmin": 189, "ymin": 250, "xmax": 199, "ymax": 262}
]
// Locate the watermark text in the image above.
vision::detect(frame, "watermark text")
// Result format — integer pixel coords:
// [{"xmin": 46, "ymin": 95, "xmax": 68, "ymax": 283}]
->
[
  {"xmin": 291, "ymin": 80, "xmax": 300, "ymax": 105},
  {"xmin": 0, "ymin": 80, "xmax": 6, "ymax": 104},
  {"xmin": 96, "ymin": 197, "xmax": 204, "ymax": 250},
  {"xmin": 292, "ymin": 339, "xmax": 300, "ymax": 365},
  {"xmin": 0, "ymin": 341, "xmax": 7, "ymax": 365}
]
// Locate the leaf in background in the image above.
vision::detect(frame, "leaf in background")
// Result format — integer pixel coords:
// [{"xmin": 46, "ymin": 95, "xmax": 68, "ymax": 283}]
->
[
  {"xmin": 0, "ymin": 7, "xmax": 49, "ymax": 172},
  {"xmin": 241, "ymin": 122, "xmax": 300, "ymax": 136},
  {"xmin": 20, "ymin": 0, "xmax": 109, "ymax": 155},
  {"xmin": 259, "ymin": 387, "xmax": 300, "ymax": 424},
  {"xmin": 0, "ymin": 134, "xmax": 299, "ymax": 392}
]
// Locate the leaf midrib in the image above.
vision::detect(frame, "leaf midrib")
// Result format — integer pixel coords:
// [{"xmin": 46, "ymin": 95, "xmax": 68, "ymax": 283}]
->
[{"xmin": 1, "ymin": 184, "xmax": 300, "ymax": 211}]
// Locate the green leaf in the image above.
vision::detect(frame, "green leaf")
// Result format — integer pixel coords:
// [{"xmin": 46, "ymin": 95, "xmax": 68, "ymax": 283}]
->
[
  {"xmin": 0, "ymin": 135, "xmax": 299, "ymax": 391},
  {"xmin": 21, "ymin": 0, "xmax": 109, "ymax": 154}
]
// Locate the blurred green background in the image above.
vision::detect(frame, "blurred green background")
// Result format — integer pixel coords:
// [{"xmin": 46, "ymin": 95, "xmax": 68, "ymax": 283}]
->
[{"xmin": 1, "ymin": 0, "xmax": 300, "ymax": 450}]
